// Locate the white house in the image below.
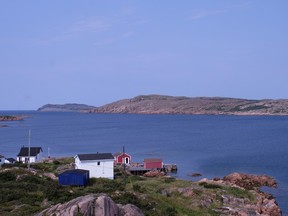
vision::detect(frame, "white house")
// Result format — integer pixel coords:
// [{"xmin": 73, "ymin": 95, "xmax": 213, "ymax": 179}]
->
[
  {"xmin": 74, "ymin": 153, "xmax": 114, "ymax": 179},
  {"xmin": 0, "ymin": 155, "xmax": 4, "ymax": 166},
  {"xmin": 17, "ymin": 146, "xmax": 43, "ymax": 163},
  {"xmin": 4, "ymin": 158, "xmax": 16, "ymax": 164}
]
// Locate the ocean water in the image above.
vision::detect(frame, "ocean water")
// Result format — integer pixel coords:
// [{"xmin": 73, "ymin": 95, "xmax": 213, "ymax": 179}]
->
[{"xmin": 0, "ymin": 111, "xmax": 288, "ymax": 213}]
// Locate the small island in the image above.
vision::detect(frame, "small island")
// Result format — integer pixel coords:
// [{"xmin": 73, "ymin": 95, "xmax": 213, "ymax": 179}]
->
[
  {"xmin": 37, "ymin": 103, "xmax": 96, "ymax": 112},
  {"xmin": 0, "ymin": 115, "xmax": 24, "ymax": 121},
  {"xmin": 0, "ymin": 115, "xmax": 24, "ymax": 127}
]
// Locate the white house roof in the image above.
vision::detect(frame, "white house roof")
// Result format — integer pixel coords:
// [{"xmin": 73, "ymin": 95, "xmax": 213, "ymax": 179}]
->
[
  {"xmin": 17, "ymin": 147, "xmax": 42, "ymax": 157},
  {"xmin": 76, "ymin": 153, "xmax": 114, "ymax": 161}
]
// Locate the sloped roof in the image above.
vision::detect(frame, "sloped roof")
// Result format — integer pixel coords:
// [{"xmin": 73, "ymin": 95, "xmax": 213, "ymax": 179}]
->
[
  {"xmin": 114, "ymin": 152, "xmax": 131, "ymax": 158},
  {"xmin": 5, "ymin": 158, "xmax": 16, "ymax": 163},
  {"xmin": 60, "ymin": 169, "xmax": 89, "ymax": 175},
  {"xmin": 17, "ymin": 147, "xmax": 43, "ymax": 157},
  {"xmin": 0, "ymin": 155, "xmax": 4, "ymax": 158},
  {"xmin": 76, "ymin": 153, "xmax": 114, "ymax": 161},
  {"xmin": 144, "ymin": 158, "xmax": 163, "ymax": 163}
]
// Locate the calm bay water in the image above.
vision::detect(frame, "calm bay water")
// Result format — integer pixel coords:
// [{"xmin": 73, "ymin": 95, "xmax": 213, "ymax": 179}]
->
[{"xmin": 1, "ymin": 111, "xmax": 288, "ymax": 213}]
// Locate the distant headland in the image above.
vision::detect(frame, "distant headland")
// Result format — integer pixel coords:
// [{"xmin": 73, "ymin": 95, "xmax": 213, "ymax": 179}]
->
[
  {"xmin": 37, "ymin": 103, "xmax": 96, "ymax": 112},
  {"xmin": 38, "ymin": 95, "xmax": 288, "ymax": 116}
]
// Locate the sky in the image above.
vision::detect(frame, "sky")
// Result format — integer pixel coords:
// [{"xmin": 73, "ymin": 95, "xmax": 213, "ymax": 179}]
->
[{"xmin": 0, "ymin": 1, "xmax": 288, "ymax": 110}]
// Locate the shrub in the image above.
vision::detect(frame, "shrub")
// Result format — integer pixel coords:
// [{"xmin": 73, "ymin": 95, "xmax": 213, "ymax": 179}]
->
[
  {"xmin": 53, "ymin": 160, "xmax": 60, "ymax": 165},
  {"xmin": 164, "ymin": 207, "xmax": 177, "ymax": 216},
  {"xmin": 199, "ymin": 182, "xmax": 222, "ymax": 189},
  {"xmin": 132, "ymin": 184, "xmax": 141, "ymax": 192},
  {"xmin": 225, "ymin": 187, "xmax": 254, "ymax": 201},
  {"xmin": 164, "ymin": 177, "xmax": 176, "ymax": 183},
  {"xmin": 0, "ymin": 171, "xmax": 16, "ymax": 182}
]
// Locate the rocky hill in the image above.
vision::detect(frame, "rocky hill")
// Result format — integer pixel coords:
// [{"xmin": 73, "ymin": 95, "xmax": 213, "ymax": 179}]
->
[
  {"xmin": 38, "ymin": 103, "xmax": 96, "ymax": 112},
  {"xmin": 89, "ymin": 95, "xmax": 288, "ymax": 115}
]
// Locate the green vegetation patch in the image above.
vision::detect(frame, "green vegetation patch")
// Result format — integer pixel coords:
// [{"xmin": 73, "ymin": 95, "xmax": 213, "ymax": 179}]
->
[
  {"xmin": 223, "ymin": 186, "xmax": 255, "ymax": 201},
  {"xmin": 0, "ymin": 159, "xmax": 258, "ymax": 216}
]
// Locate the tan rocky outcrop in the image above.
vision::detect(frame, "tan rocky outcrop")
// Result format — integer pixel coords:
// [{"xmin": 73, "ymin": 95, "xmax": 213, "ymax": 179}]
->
[
  {"xmin": 223, "ymin": 172, "xmax": 277, "ymax": 190},
  {"xmin": 143, "ymin": 170, "xmax": 165, "ymax": 177},
  {"xmin": 36, "ymin": 194, "xmax": 144, "ymax": 216},
  {"xmin": 218, "ymin": 173, "xmax": 281, "ymax": 216}
]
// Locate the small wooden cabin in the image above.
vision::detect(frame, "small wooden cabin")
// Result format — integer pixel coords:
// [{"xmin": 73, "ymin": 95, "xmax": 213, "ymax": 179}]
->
[
  {"xmin": 114, "ymin": 152, "xmax": 131, "ymax": 165},
  {"xmin": 144, "ymin": 158, "xmax": 163, "ymax": 169},
  {"xmin": 58, "ymin": 169, "xmax": 89, "ymax": 186}
]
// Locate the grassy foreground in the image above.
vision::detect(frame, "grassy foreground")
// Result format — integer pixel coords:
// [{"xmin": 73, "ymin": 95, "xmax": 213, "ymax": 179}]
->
[{"xmin": 0, "ymin": 158, "xmax": 255, "ymax": 216}]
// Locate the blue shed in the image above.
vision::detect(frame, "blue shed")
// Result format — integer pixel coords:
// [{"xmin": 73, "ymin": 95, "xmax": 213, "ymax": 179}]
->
[{"xmin": 59, "ymin": 169, "xmax": 89, "ymax": 186}]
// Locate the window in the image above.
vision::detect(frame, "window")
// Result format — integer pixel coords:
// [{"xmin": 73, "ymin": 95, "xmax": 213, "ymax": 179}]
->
[{"xmin": 97, "ymin": 161, "xmax": 100, "ymax": 165}]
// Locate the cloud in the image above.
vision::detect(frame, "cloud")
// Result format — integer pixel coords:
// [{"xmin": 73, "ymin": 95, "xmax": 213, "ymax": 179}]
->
[
  {"xmin": 93, "ymin": 38, "xmax": 117, "ymax": 47},
  {"xmin": 188, "ymin": 9, "xmax": 226, "ymax": 21},
  {"xmin": 188, "ymin": 2, "xmax": 253, "ymax": 21},
  {"xmin": 70, "ymin": 18, "xmax": 110, "ymax": 34},
  {"xmin": 34, "ymin": 18, "xmax": 110, "ymax": 44},
  {"xmin": 134, "ymin": 19, "xmax": 150, "ymax": 25},
  {"xmin": 122, "ymin": 31, "xmax": 134, "ymax": 38}
]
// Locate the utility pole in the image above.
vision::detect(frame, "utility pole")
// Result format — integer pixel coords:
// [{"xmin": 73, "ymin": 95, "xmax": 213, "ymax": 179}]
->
[
  {"xmin": 28, "ymin": 129, "xmax": 31, "ymax": 169},
  {"xmin": 123, "ymin": 145, "xmax": 126, "ymax": 181}
]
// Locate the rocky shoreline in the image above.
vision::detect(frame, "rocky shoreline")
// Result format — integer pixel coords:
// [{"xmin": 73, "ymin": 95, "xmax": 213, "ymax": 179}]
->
[
  {"xmin": 35, "ymin": 171, "xmax": 281, "ymax": 216},
  {"xmin": 203, "ymin": 172, "xmax": 281, "ymax": 215}
]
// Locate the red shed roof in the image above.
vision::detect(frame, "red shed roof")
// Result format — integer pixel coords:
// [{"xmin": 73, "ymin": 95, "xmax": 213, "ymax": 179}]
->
[{"xmin": 144, "ymin": 158, "xmax": 162, "ymax": 163}]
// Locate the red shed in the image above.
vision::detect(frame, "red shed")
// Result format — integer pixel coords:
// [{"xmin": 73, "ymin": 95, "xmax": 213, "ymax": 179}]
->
[
  {"xmin": 114, "ymin": 152, "xmax": 131, "ymax": 165},
  {"xmin": 144, "ymin": 158, "xmax": 163, "ymax": 169}
]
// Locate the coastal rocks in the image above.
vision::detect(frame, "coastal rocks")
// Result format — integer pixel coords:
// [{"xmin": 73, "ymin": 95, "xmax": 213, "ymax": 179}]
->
[
  {"xmin": 36, "ymin": 194, "xmax": 144, "ymax": 216},
  {"xmin": 143, "ymin": 170, "xmax": 165, "ymax": 177},
  {"xmin": 188, "ymin": 173, "xmax": 202, "ymax": 177},
  {"xmin": 216, "ymin": 173, "xmax": 281, "ymax": 216},
  {"xmin": 163, "ymin": 164, "xmax": 178, "ymax": 172},
  {"xmin": 213, "ymin": 193, "xmax": 282, "ymax": 216},
  {"xmin": 223, "ymin": 172, "xmax": 277, "ymax": 190},
  {"xmin": 194, "ymin": 173, "xmax": 282, "ymax": 215}
]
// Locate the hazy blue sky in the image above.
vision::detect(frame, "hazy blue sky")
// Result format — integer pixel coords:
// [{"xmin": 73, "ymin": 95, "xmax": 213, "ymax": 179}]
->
[{"xmin": 1, "ymin": 1, "xmax": 287, "ymax": 110}]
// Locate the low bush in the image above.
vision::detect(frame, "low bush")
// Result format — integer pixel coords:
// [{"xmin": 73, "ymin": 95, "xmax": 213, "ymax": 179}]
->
[
  {"xmin": 0, "ymin": 171, "xmax": 16, "ymax": 182},
  {"xmin": 199, "ymin": 182, "xmax": 222, "ymax": 189}
]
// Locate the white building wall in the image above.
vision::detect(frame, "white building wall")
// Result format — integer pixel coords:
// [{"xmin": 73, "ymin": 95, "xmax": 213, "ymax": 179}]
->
[
  {"xmin": 75, "ymin": 157, "xmax": 114, "ymax": 179},
  {"xmin": 0, "ymin": 158, "xmax": 4, "ymax": 166},
  {"xmin": 17, "ymin": 156, "xmax": 37, "ymax": 163}
]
